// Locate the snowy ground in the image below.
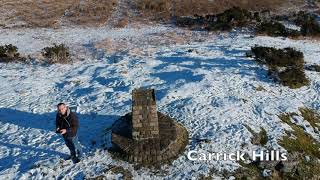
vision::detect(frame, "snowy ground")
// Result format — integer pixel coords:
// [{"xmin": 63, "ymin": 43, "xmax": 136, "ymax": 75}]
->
[{"xmin": 0, "ymin": 24, "xmax": 319, "ymax": 179}]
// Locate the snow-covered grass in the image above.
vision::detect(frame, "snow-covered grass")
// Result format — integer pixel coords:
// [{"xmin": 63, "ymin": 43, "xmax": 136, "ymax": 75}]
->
[{"xmin": 0, "ymin": 24, "xmax": 319, "ymax": 179}]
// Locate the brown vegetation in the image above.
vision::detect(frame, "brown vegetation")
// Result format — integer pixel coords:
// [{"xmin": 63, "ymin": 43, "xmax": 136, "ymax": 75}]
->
[
  {"xmin": 0, "ymin": 0, "xmax": 306, "ymax": 28},
  {"xmin": 135, "ymin": 0, "xmax": 300, "ymax": 20},
  {"xmin": 114, "ymin": 17, "xmax": 129, "ymax": 28},
  {"xmin": 0, "ymin": 0, "xmax": 118, "ymax": 27}
]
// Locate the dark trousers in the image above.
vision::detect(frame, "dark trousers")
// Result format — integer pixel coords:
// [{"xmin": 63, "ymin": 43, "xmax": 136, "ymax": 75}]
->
[{"xmin": 63, "ymin": 134, "xmax": 82, "ymax": 158}]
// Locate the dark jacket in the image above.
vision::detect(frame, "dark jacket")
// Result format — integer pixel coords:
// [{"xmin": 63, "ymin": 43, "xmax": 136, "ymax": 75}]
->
[{"xmin": 56, "ymin": 107, "xmax": 79, "ymax": 138}]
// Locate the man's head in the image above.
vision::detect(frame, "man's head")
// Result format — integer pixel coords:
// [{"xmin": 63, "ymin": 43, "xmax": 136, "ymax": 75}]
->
[{"xmin": 57, "ymin": 103, "xmax": 68, "ymax": 115}]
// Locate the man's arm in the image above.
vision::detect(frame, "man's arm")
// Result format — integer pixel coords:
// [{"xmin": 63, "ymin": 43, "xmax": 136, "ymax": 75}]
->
[
  {"xmin": 66, "ymin": 112, "xmax": 79, "ymax": 137},
  {"xmin": 55, "ymin": 114, "xmax": 60, "ymax": 131}
]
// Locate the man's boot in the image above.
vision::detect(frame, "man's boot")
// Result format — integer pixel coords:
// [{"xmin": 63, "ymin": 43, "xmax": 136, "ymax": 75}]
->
[
  {"xmin": 77, "ymin": 149, "xmax": 83, "ymax": 159},
  {"xmin": 64, "ymin": 155, "xmax": 73, "ymax": 160},
  {"xmin": 72, "ymin": 156, "xmax": 80, "ymax": 163}
]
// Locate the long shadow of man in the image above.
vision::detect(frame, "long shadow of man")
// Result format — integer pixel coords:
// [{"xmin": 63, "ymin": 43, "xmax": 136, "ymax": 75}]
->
[{"xmin": 0, "ymin": 107, "xmax": 119, "ymax": 174}]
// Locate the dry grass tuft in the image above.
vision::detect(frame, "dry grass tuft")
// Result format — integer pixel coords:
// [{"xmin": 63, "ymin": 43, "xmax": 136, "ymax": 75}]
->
[{"xmin": 114, "ymin": 17, "xmax": 129, "ymax": 28}]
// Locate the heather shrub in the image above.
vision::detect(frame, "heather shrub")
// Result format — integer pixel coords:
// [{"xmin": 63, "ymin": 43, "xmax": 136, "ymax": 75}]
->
[
  {"xmin": 251, "ymin": 46, "xmax": 309, "ymax": 89},
  {"xmin": 294, "ymin": 11, "xmax": 320, "ymax": 36},
  {"xmin": 256, "ymin": 21, "xmax": 300, "ymax": 37},
  {"xmin": 41, "ymin": 44, "xmax": 71, "ymax": 64},
  {"xmin": 176, "ymin": 7, "xmax": 253, "ymax": 31},
  {"xmin": 251, "ymin": 46, "xmax": 304, "ymax": 68},
  {"xmin": 0, "ymin": 44, "xmax": 26, "ymax": 63}
]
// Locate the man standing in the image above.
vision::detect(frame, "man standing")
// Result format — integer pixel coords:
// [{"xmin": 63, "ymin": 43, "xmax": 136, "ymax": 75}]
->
[{"xmin": 56, "ymin": 103, "xmax": 82, "ymax": 163}]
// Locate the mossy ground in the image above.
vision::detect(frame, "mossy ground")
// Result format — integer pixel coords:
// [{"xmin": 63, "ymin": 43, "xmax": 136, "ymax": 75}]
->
[
  {"xmin": 277, "ymin": 108, "xmax": 320, "ymax": 179},
  {"xmin": 222, "ymin": 108, "xmax": 320, "ymax": 179},
  {"xmin": 279, "ymin": 113, "xmax": 320, "ymax": 158},
  {"xmin": 245, "ymin": 125, "xmax": 268, "ymax": 146}
]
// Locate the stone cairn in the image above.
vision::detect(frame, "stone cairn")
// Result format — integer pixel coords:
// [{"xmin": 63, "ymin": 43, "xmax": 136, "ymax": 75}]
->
[{"xmin": 108, "ymin": 88, "xmax": 188, "ymax": 165}]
